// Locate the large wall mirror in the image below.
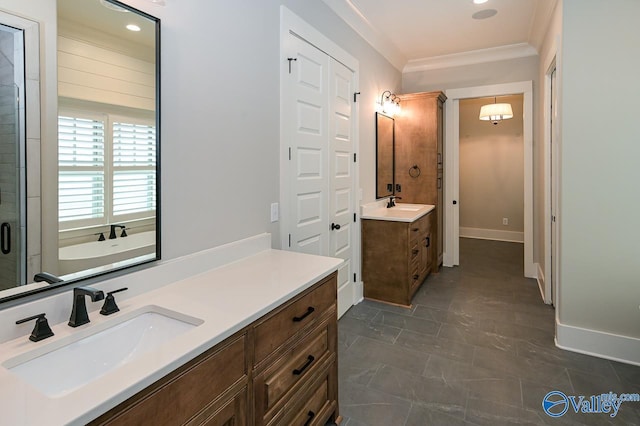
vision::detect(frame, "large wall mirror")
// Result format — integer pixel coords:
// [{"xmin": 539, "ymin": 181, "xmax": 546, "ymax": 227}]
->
[
  {"xmin": 0, "ymin": 0, "xmax": 160, "ymax": 303},
  {"xmin": 375, "ymin": 112, "xmax": 394, "ymax": 199}
]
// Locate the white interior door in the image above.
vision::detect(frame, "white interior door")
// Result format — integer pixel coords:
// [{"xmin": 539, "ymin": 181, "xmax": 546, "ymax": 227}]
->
[
  {"xmin": 328, "ymin": 59, "xmax": 355, "ymax": 318},
  {"xmin": 285, "ymin": 35, "xmax": 329, "ymax": 256},
  {"xmin": 283, "ymin": 33, "xmax": 357, "ymax": 317}
]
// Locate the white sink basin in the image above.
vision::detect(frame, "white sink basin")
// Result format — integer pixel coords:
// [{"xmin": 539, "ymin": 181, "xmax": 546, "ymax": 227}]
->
[
  {"xmin": 392, "ymin": 206, "xmax": 421, "ymax": 212},
  {"xmin": 3, "ymin": 306, "xmax": 203, "ymax": 397}
]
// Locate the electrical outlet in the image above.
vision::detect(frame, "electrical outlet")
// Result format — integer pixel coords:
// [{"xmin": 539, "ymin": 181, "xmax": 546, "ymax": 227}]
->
[
  {"xmin": 270, "ymin": 203, "xmax": 279, "ymax": 222},
  {"xmin": 502, "ymin": 217, "xmax": 509, "ymax": 226}
]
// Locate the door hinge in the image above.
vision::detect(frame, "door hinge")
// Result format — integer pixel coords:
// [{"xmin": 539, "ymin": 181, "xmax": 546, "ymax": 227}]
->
[
  {"xmin": 353, "ymin": 92, "xmax": 361, "ymax": 103},
  {"xmin": 287, "ymin": 57, "xmax": 297, "ymax": 74},
  {"xmin": 288, "ymin": 234, "xmax": 291, "ymax": 247},
  {"xmin": 353, "ymin": 153, "xmax": 357, "ymax": 162},
  {"xmin": 288, "ymin": 147, "xmax": 291, "ymax": 160},
  {"xmin": 353, "ymin": 213, "xmax": 356, "ymax": 223}
]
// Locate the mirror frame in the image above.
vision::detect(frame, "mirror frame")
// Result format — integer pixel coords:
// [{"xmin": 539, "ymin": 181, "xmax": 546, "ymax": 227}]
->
[
  {"xmin": 0, "ymin": 0, "xmax": 161, "ymax": 305},
  {"xmin": 375, "ymin": 112, "xmax": 395, "ymax": 199}
]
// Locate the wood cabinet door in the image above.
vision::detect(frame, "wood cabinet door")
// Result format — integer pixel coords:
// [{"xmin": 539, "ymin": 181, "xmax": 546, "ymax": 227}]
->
[{"xmin": 200, "ymin": 388, "xmax": 247, "ymax": 426}]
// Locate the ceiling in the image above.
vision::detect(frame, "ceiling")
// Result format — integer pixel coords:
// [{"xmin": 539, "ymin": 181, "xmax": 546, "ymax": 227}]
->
[
  {"xmin": 322, "ymin": 0, "xmax": 558, "ymax": 72},
  {"xmin": 58, "ymin": 0, "xmax": 156, "ymax": 48}
]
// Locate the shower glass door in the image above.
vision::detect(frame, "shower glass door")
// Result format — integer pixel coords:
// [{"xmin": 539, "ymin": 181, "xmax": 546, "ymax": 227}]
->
[
  {"xmin": 0, "ymin": 83, "xmax": 24, "ymax": 290},
  {"xmin": 0, "ymin": 0, "xmax": 27, "ymax": 291}
]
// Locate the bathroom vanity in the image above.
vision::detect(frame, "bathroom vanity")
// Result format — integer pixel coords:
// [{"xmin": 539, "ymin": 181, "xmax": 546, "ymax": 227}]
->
[
  {"xmin": 361, "ymin": 203, "xmax": 435, "ymax": 306},
  {"xmin": 90, "ymin": 273, "xmax": 338, "ymax": 426},
  {"xmin": 0, "ymin": 240, "xmax": 342, "ymax": 426}
]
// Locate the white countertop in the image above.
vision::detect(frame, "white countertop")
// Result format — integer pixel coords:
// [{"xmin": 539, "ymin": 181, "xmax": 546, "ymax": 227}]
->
[
  {"xmin": 0, "ymin": 249, "xmax": 342, "ymax": 425},
  {"xmin": 361, "ymin": 202, "xmax": 435, "ymax": 222}
]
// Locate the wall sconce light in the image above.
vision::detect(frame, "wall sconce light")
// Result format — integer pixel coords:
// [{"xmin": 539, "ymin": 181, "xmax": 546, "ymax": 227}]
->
[
  {"xmin": 479, "ymin": 97, "xmax": 513, "ymax": 125},
  {"xmin": 379, "ymin": 90, "xmax": 401, "ymax": 116}
]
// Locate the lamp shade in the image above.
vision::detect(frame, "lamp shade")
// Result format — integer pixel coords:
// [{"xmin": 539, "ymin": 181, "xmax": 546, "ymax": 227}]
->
[{"xmin": 479, "ymin": 103, "xmax": 513, "ymax": 122}]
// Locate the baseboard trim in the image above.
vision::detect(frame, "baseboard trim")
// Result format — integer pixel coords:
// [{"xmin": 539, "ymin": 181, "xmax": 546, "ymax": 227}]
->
[
  {"xmin": 556, "ymin": 321, "xmax": 640, "ymax": 366},
  {"xmin": 460, "ymin": 227, "xmax": 524, "ymax": 243}
]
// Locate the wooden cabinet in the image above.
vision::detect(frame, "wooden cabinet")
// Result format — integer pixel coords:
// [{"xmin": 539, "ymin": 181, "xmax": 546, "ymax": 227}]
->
[
  {"xmin": 362, "ymin": 212, "xmax": 433, "ymax": 306},
  {"xmin": 89, "ymin": 334, "xmax": 248, "ymax": 426},
  {"xmin": 89, "ymin": 273, "xmax": 339, "ymax": 426},
  {"xmin": 396, "ymin": 91, "xmax": 446, "ymax": 270}
]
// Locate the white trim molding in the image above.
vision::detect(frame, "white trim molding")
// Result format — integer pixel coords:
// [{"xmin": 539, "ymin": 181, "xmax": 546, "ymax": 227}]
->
[
  {"xmin": 404, "ymin": 43, "xmax": 538, "ymax": 73},
  {"xmin": 460, "ymin": 228, "xmax": 524, "ymax": 243},
  {"xmin": 556, "ymin": 321, "xmax": 640, "ymax": 366},
  {"xmin": 321, "ymin": 0, "xmax": 407, "ymax": 71}
]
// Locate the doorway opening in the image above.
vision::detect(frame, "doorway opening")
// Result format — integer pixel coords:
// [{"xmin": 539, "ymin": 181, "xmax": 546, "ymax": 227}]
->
[{"xmin": 444, "ymin": 81, "xmax": 535, "ymax": 279}]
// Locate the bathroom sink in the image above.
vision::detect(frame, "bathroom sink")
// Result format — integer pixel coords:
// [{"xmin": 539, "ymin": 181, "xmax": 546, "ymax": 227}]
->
[
  {"xmin": 392, "ymin": 205, "xmax": 421, "ymax": 212},
  {"xmin": 3, "ymin": 306, "xmax": 203, "ymax": 397}
]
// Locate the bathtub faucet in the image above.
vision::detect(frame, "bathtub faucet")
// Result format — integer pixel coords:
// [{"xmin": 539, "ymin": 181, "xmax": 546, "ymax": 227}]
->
[
  {"xmin": 34, "ymin": 272, "xmax": 63, "ymax": 284},
  {"xmin": 109, "ymin": 224, "xmax": 126, "ymax": 239}
]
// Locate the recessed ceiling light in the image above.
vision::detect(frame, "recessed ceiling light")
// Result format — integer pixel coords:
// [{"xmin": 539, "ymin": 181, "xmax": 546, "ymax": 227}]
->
[
  {"xmin": 473, "ymin": 0, "xmax": 489, "ymax": 4},
  {"xmin": 126, "ymin": 24, "xmax": 141, "ymax": 32},
  {"xmin": 472, "ymin": 9, "xmax": 498, "ymax": 19}
]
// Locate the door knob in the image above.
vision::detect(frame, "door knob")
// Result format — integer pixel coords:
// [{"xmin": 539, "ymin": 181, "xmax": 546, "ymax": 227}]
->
[{"xmin": 331, "ymin": 223, "xmax": 341, "ymax": 231}]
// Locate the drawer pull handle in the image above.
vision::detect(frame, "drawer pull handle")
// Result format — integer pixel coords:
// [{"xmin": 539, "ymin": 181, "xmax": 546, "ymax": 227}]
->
[
  {"xmin": 412, "ymin": 249, "xmax": 419, "ymax": 256},
  {"xmin": 293, "ymin": 355, "xmax": 315, "ymax": 375},
  {"xmin": 303, "ymin": 410, "xmax": 316, "ymax": 426},
  {"xmin": 292, "ymin": 306, "xmax": 315, "ymax": 322},
  {"xmin": 425, "ymin": 236, "xmax": 430, "ymax": 247},
  {"xmin": 413, "ymin": 274, "xmax": 419, "ymax": 280}
]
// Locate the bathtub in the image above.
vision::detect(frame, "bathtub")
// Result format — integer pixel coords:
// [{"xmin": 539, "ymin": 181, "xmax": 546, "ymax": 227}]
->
[{"xmin": 59, "ymin": 231, "xmax": 156, "ymax": 276}]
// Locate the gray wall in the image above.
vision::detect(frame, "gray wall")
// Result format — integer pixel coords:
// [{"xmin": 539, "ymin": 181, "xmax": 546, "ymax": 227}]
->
[
  {"xmin": 155, "ymin": 0, "xmax": 400, "ymax": 257},
  {"xmin": 558, "ymin": 0, "xmax": 640, "ymax": 339}
]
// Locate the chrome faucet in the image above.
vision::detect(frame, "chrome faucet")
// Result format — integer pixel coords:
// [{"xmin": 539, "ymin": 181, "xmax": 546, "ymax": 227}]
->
[
  {"xmin": 68, "ymin": 286, "xmax": 105, "ymax": 327},
  {"xmin": 387, "ymin": 196, "xmax": 402, "ymax": 208}
]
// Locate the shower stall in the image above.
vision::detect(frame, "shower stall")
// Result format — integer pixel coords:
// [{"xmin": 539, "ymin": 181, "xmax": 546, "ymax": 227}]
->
[{"xmin": 0, "ymin": 23, "xmax": 25, "ymax": 291}]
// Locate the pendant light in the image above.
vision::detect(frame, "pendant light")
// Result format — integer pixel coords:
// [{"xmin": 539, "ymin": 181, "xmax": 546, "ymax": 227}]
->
[{"xmin": 479, "ymin": 97, "xmax": 513, "ymax": 125}]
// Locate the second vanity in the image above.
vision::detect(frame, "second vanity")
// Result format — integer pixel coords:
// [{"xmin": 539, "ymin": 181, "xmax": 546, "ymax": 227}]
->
[
  {"xmin": 361, "ymin": 202, "xmax": 435, "ymax": 306},
  {"xmin": 0, "ymin": 239, "xmax": 342, "ymax": 425}
]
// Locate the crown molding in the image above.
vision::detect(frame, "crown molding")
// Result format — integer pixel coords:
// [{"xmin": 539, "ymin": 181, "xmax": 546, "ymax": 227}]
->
[
  {"xmin": 528, "ymin": 0, "xmax": 560, "ymax": 51},
  {"xmin": 403, "ymin": 43, "xmax": 538, "ymax": 74},
  {"xmin": 321, "ymin": 0, "xmax": 407, "ymax": 72}
]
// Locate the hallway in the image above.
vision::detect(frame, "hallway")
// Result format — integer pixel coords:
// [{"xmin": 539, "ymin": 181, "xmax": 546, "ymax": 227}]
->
[{"xmin": 338, "ymin": 238, "xmax": 640, "ymax": 425}]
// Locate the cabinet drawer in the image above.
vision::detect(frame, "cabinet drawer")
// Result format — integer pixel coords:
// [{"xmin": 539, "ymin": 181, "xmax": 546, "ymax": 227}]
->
[
  {"xmin": 254, "ymin": 274, "xmax": 336, "ymax": 364},
  {"xmin": 92, "ymin": 335, "xmax": 247, "ymax": 426},
  {"xmin": 408, "ymin": 214, "xmax": 430, "ymax": 243},
  {"xmin": 255, "ymin": 319, "xmax": 332, "ymax": 423},
  {"xmin": 285, "ymin": 371, "xmax": 336, "ymax": 426}
]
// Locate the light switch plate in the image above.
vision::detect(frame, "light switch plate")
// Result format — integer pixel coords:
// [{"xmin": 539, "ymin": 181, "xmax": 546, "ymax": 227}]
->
[{"xmin": 270, "ymin": 203, "xmax": 279, "ymax": 222}]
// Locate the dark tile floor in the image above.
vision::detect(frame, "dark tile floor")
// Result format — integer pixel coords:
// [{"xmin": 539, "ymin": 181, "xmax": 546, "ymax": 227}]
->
[{"xmin": 338, "ymin": 238, "xmax": 640, "ymax": 425}]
